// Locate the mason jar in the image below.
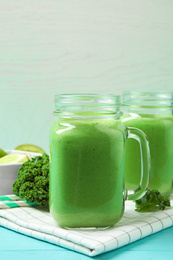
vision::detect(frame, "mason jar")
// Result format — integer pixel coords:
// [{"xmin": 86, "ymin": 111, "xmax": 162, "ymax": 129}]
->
[
  {"xmin": 49, "ymin": 94, "xmax": 150, "ymax": 229},
  {"xmin": 121, "ymin": 91, "xmax": 173, "ymax": 195}
]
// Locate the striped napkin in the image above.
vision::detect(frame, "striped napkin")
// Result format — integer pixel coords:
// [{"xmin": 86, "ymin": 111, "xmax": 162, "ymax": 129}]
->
[
  {"xmin": 0, "ymin": 195, "xmax": 37, "ymax": 208},
  {"xmin": 0, "ymin": 194, "xmax": 173, "ymax": 257}
]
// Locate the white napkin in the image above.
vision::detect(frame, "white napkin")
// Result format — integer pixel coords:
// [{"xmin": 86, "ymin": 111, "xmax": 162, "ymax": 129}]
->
[{"xmin": 0, "ymin": 194, "xmax": 173, "ymax": 257}]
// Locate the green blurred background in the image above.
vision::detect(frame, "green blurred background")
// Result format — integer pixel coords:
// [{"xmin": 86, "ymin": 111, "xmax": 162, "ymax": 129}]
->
[{"xmin": 0, "ymin": 0, "xmax": 173, "ymax": 153}]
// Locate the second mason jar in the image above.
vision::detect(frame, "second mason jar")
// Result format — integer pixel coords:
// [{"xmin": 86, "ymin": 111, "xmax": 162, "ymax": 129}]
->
[
  {"xmin": 122, "ymin": 91, "xmax": 173, "ymax": 195},
  {"xmin": 49, "ymin": 94, "xmax": 150, "ymax": 229}
]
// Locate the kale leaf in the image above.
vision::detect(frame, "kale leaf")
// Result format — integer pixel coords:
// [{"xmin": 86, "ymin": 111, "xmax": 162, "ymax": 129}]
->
[
  {"xmin": 135, "ymin": 189, "xmax": 171, "ymax": 212},
  {"xmin": 13, "ymin": 153, "xmax": 49, "ymax": 206}
]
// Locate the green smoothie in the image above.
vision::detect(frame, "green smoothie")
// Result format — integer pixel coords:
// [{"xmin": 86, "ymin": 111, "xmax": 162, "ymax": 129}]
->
[
  {"xmin": 49, "ymin": 118, "xmax": 126, "ymax": 228},
  {"xmin": 122, "ymin": 114, "xmax": 173, "ymax": 194}
]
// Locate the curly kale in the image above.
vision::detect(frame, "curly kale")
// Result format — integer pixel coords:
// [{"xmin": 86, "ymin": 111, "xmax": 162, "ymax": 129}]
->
[
  {"xmin": 13, "ymin": 153, "xmax": 49, "ymax": 206},
  {"xmin": 135, "ymin": 189, "xmax": 171, "ymax": 212}
]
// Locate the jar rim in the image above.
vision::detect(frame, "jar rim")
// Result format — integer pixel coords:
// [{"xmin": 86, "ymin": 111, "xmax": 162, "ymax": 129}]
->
[
  {"xmin": 55, "ymin": 93, "xmax": 121, "ymax": 103},
  {"xmin": 123, "ymin": 90, "xmax": 173, "ymax": 97}
]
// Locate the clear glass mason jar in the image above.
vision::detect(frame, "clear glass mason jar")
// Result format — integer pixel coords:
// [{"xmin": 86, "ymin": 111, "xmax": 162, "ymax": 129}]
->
[
  {"xmin": 49, "ymin": 94, "xmax": 150, "ymax": 229},
  {"xmin": 121, "ymin": 91, "xmax": 173, "ymax": 195}
]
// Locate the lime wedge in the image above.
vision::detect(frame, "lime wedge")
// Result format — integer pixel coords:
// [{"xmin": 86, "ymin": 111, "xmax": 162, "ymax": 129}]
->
[
  {"xmin": 0, "ymin": 153, "xmax": 31, "ymax": 165},
  {"xmin": 0, "ymin": 148, "xmax": 7, "ymax": 158},
  {"xmin": 14, "ymin": 144, "xmax": 45, "ymax": 154}
]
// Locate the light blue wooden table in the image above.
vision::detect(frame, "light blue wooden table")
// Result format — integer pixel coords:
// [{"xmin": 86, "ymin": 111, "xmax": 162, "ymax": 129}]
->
[{"xmin": 0, "ymin": 225, "xmax": 173, "ymax": 260}]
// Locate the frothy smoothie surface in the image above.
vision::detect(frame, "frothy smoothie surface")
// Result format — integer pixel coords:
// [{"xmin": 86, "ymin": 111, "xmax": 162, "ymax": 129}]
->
[
  {"xmin": 122, "ymin": 114, "xmax": 173, "ymax": 194},
  {"xmin": 49, "ymin": 118, "xmax": 126, "ymax": 228}
]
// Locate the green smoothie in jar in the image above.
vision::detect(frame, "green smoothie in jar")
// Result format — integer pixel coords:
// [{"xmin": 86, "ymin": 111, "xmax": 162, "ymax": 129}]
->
[
  {"xmin": 50, "ymin": 118, "xmax": 126, "ymax": 228},
  {"xmin": 121, "ymin": 91, "xmax": 173, "ymax": 195}
]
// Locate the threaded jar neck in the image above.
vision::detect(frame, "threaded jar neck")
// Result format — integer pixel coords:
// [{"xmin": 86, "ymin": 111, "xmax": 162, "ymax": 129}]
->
[
  {"xmin": 122, "ymin": 91, "xmax": 173, "ymax": 114},
  {"xmin": 54, "ymin": 94, "xmax": 122, "ymax": 118}
]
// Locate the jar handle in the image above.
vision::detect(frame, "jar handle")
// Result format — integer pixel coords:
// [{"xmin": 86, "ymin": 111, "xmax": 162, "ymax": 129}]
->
[{"xmin": 126, "ymin": 127, "xmax": 151, "ymax": 201}]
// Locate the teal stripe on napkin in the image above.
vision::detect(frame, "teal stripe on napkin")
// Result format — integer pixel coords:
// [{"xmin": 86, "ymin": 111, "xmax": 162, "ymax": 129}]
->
[
  {"xmin": 0, "ymin": 196, "xmax": 12, "ymax": 201},
  {"xmin": 4, "ymin": 201, "xmax": 20, "ymax": 208}
]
